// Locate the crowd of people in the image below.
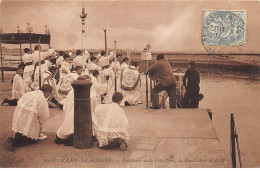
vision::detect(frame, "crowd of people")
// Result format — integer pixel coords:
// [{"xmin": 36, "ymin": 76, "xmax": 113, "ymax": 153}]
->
[
  {"xmin": 3, "ymin": 46, "xmax": 143, "ymax": 152},
  {"xmin": 2, "ymin": 46, "xmax": 202, "ymax": 152}
]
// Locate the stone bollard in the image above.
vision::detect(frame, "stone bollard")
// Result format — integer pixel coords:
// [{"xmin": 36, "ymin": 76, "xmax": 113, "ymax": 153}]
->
[{"xmin": 71, "ymin": 76, "xmax": 92, "ymax": 149}]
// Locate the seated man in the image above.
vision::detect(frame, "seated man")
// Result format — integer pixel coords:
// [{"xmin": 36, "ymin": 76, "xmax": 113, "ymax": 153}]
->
[
  {"xmin": 121, "ymin": 62, "xmax": 142, "ymax": 106},
  {"xmin": 6, "ymin": 84, "xmax": 52, "ymax": 152},
  {"xmin": 92, "ymin": 92, "xmax": 129, "ymax": 151},
  {"xmin": 2, "ymin": 67, "xmax": 31, "ymax": 106}
]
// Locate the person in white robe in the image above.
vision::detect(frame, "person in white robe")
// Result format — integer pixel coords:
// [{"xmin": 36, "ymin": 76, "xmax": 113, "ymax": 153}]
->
[
  {"xmin": 2, "ymin": 67, "xmax": 31, "ymax": 106},
  {"xmin": 59, "ymin": 54, "xmax": 71, "ymax": 84},
  {"xmin": 121, "ymin": 62, "xmax": 142, "ymax": 106},
  {"xmin": 57, "ymin": 66, "xmax": 82, "ymax": 105},
  {"xmin": 6, "ymin": 84, "xmax": 52, "ymax": 152},
  {"xmin": 42, "ymin": 66, "xmax": 60, "ymax": 108},
  {"xmin": 44, "ymin": 56, "xmax": 52, "ymax": 68},
  {"xmin": 22, "ymin": 48, "xmax": 34, "ymax": 80},
  {"xmin": 72, "ymin": 49, "xmax": 90, "ymax": 76},
  {"xmin": 92, "ymin": 92, "xmax": 129, "ymax": 151},
  {"xmin": 54, "ymin": 76, "xmax": 96, "ymax": 146},
  {"xmin": 111, "ymin": 54, "xmax": 122, "ymax": 92},
  {"xmin": 86, "ymin": 57, "xmax": 102, "ymax": 73},
  {"xmin": 31, "ymin": 45, "xmax": 55, "ymax": 90},
  {"xmin": 102, "ymin": 64, "xmax": 116, "ymax": 104},
  {"xmin": 121, "ymin": 57, "xmax": 130, "ymax": 71},
  {"xmin": 98, "ymin": 51, "xmax": 115, "ymax": 68},
  {"xmin": 56, "ymin": 51, "xmax": 65, "ymax": 68},
  {"xmin": 90, "ymin": 70, "xmax": 108, "ymax": 107}
]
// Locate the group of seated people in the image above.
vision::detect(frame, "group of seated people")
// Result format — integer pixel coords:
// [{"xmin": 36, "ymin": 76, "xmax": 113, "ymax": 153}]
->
[{"xmin": 4, "ymin": 46, "xmax": 144, "ymax": 152}]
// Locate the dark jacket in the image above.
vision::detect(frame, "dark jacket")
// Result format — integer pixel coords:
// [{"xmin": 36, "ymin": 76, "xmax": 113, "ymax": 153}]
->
[
  {"xmin": 183, "ymin": 66, "xmax": 200, "ymax": 89},
  {"xmin": 148, "ymin": 59, "xmax": 176, "ymax": 86}
]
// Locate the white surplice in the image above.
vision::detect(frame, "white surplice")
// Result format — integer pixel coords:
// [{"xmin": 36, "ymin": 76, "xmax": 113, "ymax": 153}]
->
[
  {"xmin": 56, "ymin": 89, "xmax": 97, "ymax": 139},
  {"xmin": 12, "ymin": 90, "xmax": 49, "ymax": 140},
  {"xmin": 57, "ymin": 72, "xmax": 79, "ymax": 103},
  {"xmin": 22, "ymin": 53, "xmax": 34, "ymax": 79},
  {"xmin": 92, "ymin": 103, "xmax": 129, "ymax": 147},
  {"xmin": 12, "ymin": 74, "xmax": 31, "ymax": 99},
  {"xmin": 31, "ymin": 49, "xmax": 54, "ymax": 90}
]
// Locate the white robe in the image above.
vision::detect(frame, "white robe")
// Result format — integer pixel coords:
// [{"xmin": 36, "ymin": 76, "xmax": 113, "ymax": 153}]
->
[
  {"xmin": 56, "ymin": 89, "xmax": 97, "ymax": 139},
  {"xmin": 56, "ymin": 56, "xmax": 64, "ymax": 67},
  {"xmin": 59, "ymin": 61, "xmax": 71, "ymax": 83},
  {"xmin": 12, "ymin": 74, "xmax": 31, "ymax": 99},
  {"xmin": 90, "ymin": 75, "xmax": 107, "ymax": 106},
  {"xmin": 22, "ymin": 53, "xmax": 34, "ymax": 79},
  {"xmin": 121, "ymin": 66, "xmax": 142, "ymax": 105},
  {"xmin": 57, "ymin": 72, "xmax": 79, "ymax": 103},
  {"xmin": 86, "ymin": 62, "xmax": 102, "ymax": 72},
  {"xmin": 42, "ymin": 71, "xmax": 59, "ymax": 101},
  {"xmin": 31, "ymin": 49, "xmax": 54, "ymax": 90},
  {"xmin": 12, "ymin": 90, "xmax": 49, "ymax": 140},
  {"xmin": 92, "ymin": 103, "xmax": 129, "ymax": 147},
  {"xmin": 121, "ymin": 62, "xmax": 129, "ymax": 71},
  {"xmin": 73, "ymin": 55, "xmax": 87, "ymax": 69}
]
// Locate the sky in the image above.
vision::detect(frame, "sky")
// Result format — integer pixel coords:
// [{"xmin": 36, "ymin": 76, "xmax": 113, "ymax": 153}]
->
[{"xmin": 1, "ymin": 0, "xmax": 260, "ymax": 53}]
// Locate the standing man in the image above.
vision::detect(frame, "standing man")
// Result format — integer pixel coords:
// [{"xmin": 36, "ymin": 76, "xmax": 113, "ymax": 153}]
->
[
  {"xmin": 22, "ymin": 48, "xmax": 34, "ymax": 79},
  {"xmin": 31, "ymin": 45, "xmax": 54, "ymax": 90},
  {"xmin": 182, "ymin": 61, "xmax": 200, "ymax": 108},
  {"xmin": 147, "ymin": 54, "xmax": 176, "ymax": 109},
  {"xmin": 56, "ymin": 51, "xmax": 65, "ymax": 68},
  {"xmin": 6, "ymin": 84, "xmax": 52, "ymax": 152}
]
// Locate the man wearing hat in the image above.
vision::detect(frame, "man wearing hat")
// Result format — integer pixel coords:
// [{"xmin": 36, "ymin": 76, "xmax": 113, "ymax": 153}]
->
[{"xmin": 182, "ymin": 61, "xmax": 200, "ymax": 108}]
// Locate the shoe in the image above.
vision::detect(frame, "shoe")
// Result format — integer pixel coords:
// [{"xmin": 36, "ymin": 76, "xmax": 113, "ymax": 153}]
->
[
  {"xmin": 149, "ymin": 106, "xmax": 160, "ymax": 110},
  {"xmin": 54, "ymin": 135, "xmax": 65, "ymax": 144},
  {"xmin": 6, "ymin": 137, "xmax": 15, "ymax": 152},
  {"xmin": 39, "ymin": 133, "xmax": 47, "ymax": 140},
  {"xmin": 1, "ymin": 98, "xmax": 8, "ymax": 106},
  {"xmin": 92, "ymin": 136, "xmax": 97, "ymax": 142},
  {"xmin": 58, "ymin": 104, "xmax": 63, "ymax": 110},
  {"xmin": 119, "ymin": 139, "xmax": 127, "ymax": 151},
  {"xmin": 125, "ymin": 101, "xmax": 131, "ymax": 106}
]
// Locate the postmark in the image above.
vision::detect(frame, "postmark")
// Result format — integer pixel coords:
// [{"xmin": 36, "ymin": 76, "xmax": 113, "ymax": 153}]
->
[{"xmin": 202, "ymin": 9, "xmax": 246, "ymax": 46}]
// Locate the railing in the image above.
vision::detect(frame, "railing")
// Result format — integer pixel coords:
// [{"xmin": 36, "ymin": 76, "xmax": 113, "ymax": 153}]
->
[{"xmin": 230, "ymin": 113, "xmax": 242, "ymax": 168}]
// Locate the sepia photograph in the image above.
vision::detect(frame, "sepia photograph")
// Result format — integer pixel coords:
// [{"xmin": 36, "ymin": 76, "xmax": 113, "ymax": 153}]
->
[{"xmin": 0, "ymin": 0, "xmax": 259, "ymax": 168}]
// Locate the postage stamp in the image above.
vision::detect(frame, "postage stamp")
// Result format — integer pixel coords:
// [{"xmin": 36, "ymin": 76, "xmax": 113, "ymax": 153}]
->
[{"xmin": 202, "ymin": 9, "xmax": 246, "ymax": 46}]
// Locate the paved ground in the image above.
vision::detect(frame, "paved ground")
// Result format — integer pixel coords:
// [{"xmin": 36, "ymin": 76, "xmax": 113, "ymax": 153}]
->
[{"xmin": 0, "ymin": 105, "xmax": 229, "ymax": 168}]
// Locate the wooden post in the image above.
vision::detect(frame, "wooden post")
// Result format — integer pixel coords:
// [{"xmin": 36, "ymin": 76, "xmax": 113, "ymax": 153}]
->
[
  {"xmin": 0, "ymin": 34, "xmax": 4, "ymax": 82},
  {"xmin": 149, "ymin": 60, "xmax": 152, "ymax": 102},
  {"xmin": 114, "ymin": 41, "xmax": 117, "ymax": 92},
  {"xmin": 38, "ymin": 38, "xmax": 42, "ymax": 90},
  {"xmin": 231, "ymin": 113, "xmax": 236, "ymax": 168},
  {"xmin": 19, "ymin": 43, "xmax": 22, "ymax": 62},
  {"xmin": 72, "ymin": 77, "xmax": 93, "ymax": 149},
  {"xmin": 146, "ymin": 73, "xmax": 148, "ymax": 109},
  {"xmin": 104, "ymin": 29, "xmax": 107, "ymax": 53}
]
